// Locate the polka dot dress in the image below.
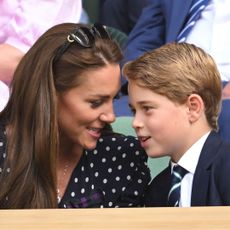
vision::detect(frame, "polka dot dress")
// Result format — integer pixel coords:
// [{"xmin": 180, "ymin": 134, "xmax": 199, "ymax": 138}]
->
[
  {"xmin": 0, "ymin": 123, "xmax": 151, "ymax": 208},
  {"xmin": 0, "ymin": 124, "xmax": 6, "ymax": 172},
  {"xmin": 59, "ymin": 135, "xmax": 151, "ymax": 208}
]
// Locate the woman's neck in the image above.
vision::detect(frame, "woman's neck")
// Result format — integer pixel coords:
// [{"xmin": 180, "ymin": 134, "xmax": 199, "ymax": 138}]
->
[{"xmin": 57, "ymin": 137, "xmax": 84, "ymax": 202}]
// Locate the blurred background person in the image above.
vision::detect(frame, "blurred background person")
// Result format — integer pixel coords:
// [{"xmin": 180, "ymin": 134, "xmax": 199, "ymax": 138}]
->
[
  {"xmin": 99, "ymin": 0, "xmax": 150, "ymax": 35},
  {"xmin": 0, "ymin": 0, "xmax": 83, "ymax": 111}
]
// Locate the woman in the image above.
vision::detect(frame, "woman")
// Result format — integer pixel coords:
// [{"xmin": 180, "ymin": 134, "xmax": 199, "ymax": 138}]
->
[{"xmin": 0, "ymin": 23, "xmax": 150, "ymax": 208}]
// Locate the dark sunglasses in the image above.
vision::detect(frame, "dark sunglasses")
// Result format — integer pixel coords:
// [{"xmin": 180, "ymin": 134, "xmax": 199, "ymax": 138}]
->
[{"xmin": 54, "ymin": 23, "xmax": 111, "ymax": 63}]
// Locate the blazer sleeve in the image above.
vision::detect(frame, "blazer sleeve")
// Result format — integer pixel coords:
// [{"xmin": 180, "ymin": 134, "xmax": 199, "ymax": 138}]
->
[
  {"xmin": 122, "ymin": 0, "xmax": 165, "ymax": 65},
  {"xmin": 213, "ymin": 145, "xmax": 230, "ymax": 205}
]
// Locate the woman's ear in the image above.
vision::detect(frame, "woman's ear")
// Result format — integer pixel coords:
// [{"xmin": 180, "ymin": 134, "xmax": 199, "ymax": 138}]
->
[{"xmin": 186, "ymin": 94, "xmax": 204, "ymax": 123}]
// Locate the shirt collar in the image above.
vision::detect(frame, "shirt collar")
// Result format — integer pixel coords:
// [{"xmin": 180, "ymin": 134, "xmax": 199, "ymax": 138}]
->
[{"xmin": 171, "ymin": 131, "xmax": 210, "ymax": 174}]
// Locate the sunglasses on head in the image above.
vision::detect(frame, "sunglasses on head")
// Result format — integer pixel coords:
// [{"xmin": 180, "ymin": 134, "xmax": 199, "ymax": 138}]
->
[{"xmin": 54, "ymin": 23, "xmax": 111, "ymax": 62}]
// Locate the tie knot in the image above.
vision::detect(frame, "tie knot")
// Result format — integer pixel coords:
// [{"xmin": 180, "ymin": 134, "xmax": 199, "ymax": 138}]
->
[{"xmin": 172, "ymin": 165, "xmax": 188, "ymax": 179}]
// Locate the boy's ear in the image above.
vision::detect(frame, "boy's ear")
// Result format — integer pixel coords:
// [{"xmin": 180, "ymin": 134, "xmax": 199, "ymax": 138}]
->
[{"xmin": 186, "ymin": 94, "xmax": 204, "ymax": 123}]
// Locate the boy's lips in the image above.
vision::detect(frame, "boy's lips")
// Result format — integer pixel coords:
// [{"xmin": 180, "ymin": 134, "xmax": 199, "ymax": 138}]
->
[
  {"xmin": 139, "ymin": 136, "xmax": 150, "ymax": 142},
  {"xmin": 138, "ymin": 135, "xmax": 151, "ymax": 148}
]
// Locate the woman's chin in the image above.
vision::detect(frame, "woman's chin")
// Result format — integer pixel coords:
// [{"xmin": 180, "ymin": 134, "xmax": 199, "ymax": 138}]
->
[{"xmin": 84, "ymin": 141, "xmax": 98, "ymax": 151}]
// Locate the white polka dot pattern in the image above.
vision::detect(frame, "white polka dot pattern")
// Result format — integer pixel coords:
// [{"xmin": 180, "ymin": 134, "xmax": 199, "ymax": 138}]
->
[{"xmin": 0, "ymin": 123, "xmax": 151, "ymax": 209}]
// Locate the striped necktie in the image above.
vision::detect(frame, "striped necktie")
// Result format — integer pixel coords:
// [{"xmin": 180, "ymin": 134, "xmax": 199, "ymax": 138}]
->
[
  {"xmin": 167, "ymin": 165, "xmax": 188, "ymax": 207},
  {"xmin": 177, "ymin": 0, "xmax": 210, "ymax": 42}
]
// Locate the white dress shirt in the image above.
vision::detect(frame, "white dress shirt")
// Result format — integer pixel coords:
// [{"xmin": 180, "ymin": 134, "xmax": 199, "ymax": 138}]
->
[
  {"xmin": 170, "ymin": 132, "xmax": 210, "ymax": 207},
  {"xmin": 186, "ymin": 0, "xmax": 230, "ymax": 81}
]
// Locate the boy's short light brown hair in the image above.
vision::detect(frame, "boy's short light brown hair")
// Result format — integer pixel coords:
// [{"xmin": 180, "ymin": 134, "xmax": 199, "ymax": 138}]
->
[{"xmin": 123, "ymin": 42, "xmax": 222, "ymax": 130}]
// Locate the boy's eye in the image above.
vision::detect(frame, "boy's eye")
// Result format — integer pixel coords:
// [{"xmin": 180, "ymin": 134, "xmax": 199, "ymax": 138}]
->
[{"xmin": 143, "ymin": 106, "xmax": 152, "ymax": 112}]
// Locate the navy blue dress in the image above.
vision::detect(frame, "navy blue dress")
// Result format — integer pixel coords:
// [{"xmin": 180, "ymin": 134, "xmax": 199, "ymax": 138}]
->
[{"xmin": 0, "ymin": 123, "xmax": 151, "ymax": 208}]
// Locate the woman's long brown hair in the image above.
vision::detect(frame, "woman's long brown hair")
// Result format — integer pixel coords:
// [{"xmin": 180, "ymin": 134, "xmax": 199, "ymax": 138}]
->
[{"xmin": 0, "ymin": 23, "xmax": 122, "ymax": 208}]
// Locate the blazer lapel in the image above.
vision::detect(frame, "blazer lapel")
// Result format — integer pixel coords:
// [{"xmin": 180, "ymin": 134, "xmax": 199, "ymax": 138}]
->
[
  {"xmin": 167, "ymin": 0, "xmax": 193, "ymax": 42},
  {"xmin": 145, "ymin": 165, "xmax": 171, "ymax": 207},
  {"xmin": 191, "ymin": 132, "xmax": 222, "ymax": 206}
]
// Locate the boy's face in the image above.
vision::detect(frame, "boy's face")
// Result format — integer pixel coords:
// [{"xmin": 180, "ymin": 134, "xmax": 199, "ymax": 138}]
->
[{"xmin": 128, "ymin": 81, "xmax": 192, "ymax": 162}]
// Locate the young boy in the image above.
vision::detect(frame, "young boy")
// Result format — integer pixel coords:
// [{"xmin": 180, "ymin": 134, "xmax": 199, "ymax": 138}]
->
[{"xmin": 123, "ymin": 42, "xmax": 230, "ymax": 207}]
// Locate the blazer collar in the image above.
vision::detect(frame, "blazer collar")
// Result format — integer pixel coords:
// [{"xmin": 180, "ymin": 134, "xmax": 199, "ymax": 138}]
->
[{"xmin": 191, "ymin": 131, "xmax": 223, "ymax": 205}]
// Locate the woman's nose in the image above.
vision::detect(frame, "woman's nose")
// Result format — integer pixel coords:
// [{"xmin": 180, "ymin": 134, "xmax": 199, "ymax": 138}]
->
[{"xmin": 100, "ymin": 106, "xmax": 116, "ymax": 124}]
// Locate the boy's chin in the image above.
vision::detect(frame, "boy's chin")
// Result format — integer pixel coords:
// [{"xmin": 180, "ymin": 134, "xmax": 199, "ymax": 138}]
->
[{"xmin": 146, "ymin": 149, "xmax": 166, "ymax": 158}]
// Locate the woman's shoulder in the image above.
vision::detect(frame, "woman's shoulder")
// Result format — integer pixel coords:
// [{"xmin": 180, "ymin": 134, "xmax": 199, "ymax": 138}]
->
[
  {"xmin": 97, "ymin": 134, "xmax": 141, "ymax": 150},
  {"xmin": 90, "ymin": 134, "xmax": 147, "ymax": 161},
  {"xmin": 100, "ymin": 134, "xmax": 138, "ymax": 142}
]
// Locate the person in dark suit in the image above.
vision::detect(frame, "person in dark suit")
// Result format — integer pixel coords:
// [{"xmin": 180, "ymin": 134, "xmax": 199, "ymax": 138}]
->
[
  {"xmin": 123, "ymin": 0, "xmax": 230, "ymax": 82},
  {"xmin": 123, "ymin": 42, "xmax": 230, "ymax": 207},
  {"xmin": 100, "ymin": 0, "xmax": 150, "ymax": 35}
]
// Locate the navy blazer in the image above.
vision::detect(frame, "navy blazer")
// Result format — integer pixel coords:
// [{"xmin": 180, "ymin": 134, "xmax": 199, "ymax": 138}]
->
[
  {"xmin": 144, "ymin": 131, "xmax": 230, "ymax": 206},
  {"xmin": 123, "ymin": 0, "xmax": 195, "ymax": 63}
]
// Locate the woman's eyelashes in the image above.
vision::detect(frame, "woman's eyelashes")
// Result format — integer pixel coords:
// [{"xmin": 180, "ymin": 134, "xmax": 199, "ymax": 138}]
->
[
  {"xmin": 90, "ymin": 100, "xmax": 103, "ymax": 108},
  {"xmin": 89, "ymin": 94, "xmax": 118, "ymax": 109}
]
